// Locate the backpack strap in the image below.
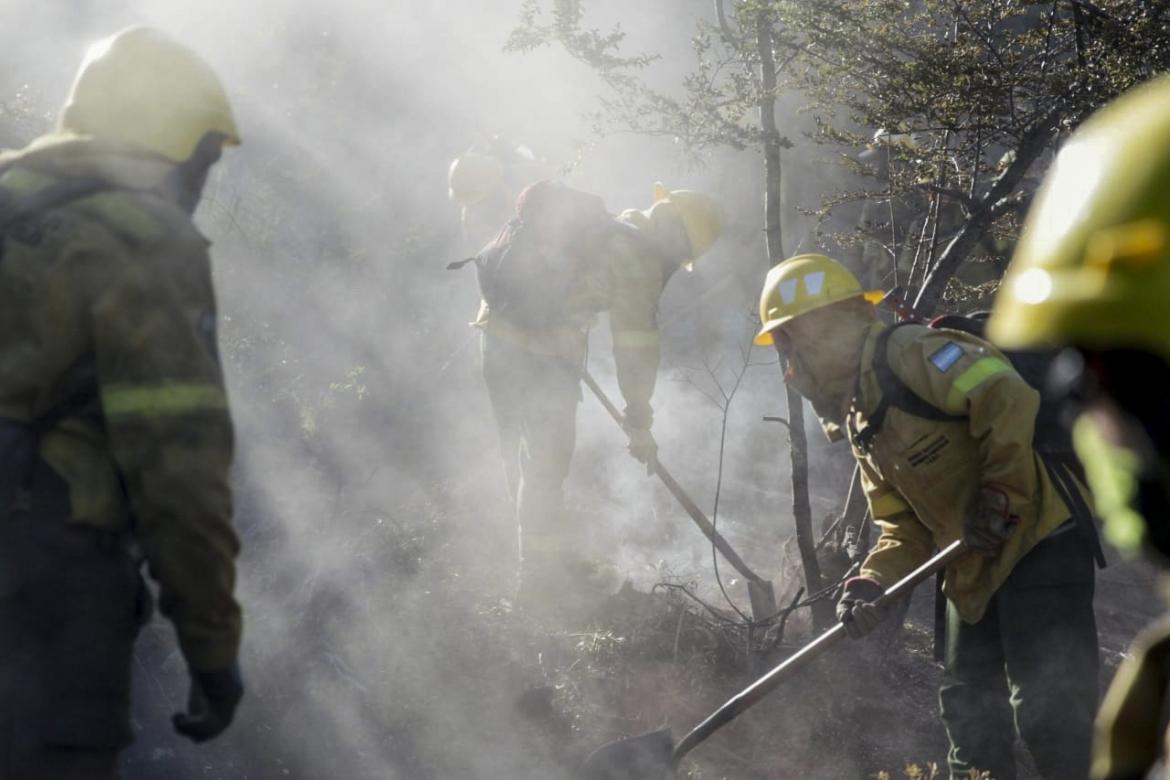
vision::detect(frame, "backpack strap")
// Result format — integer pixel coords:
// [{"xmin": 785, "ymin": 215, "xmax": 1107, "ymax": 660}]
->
[
  {"xmin": 1041, "ymin": 454, "xmax": 1108, "ymax": 569},
  {"xmin": 0, "ymin": 175, "xmax": 119, "ymax": 255},
  {"xmin": 853, "ymin": 323, "xmax": 1108, "ymax": 569},
  {"xmin": 851, "ymin": 323, "xmax": 964, "ymax": 453}
]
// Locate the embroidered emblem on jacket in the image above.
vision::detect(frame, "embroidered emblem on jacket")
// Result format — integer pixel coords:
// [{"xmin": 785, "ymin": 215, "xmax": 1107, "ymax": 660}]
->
[{"xmin": 928, "ymin": 342, "xmax": 964, "ymax": 373}]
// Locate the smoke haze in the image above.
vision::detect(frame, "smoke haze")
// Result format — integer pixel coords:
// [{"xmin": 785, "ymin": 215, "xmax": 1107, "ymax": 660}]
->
[{"xmin": 1, "ymin": 2, "xmax": 861, "ymax": 777}]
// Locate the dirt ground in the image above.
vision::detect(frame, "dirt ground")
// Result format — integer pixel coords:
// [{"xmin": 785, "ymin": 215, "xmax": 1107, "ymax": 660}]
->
[
  {"xmin": 454, "ymin": 489, "xmax": 1165, "ymax": 780},
  {"xmin": 496, "ymin": 552, "xmax": 1162, "ymax": 780},
  {"xmin": 119, "ymin": 470, "xmax": 1164, "ymax": 780}
]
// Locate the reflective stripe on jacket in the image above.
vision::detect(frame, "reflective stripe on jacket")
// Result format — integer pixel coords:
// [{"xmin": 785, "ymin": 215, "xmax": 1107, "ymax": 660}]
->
[
  {"xmin": 0, "ymin": 134, "xmax": 240, "ymax": 670},
  {"xmin": 847, "ymin": 321, "xmax": 1074, "ymax": 623}
]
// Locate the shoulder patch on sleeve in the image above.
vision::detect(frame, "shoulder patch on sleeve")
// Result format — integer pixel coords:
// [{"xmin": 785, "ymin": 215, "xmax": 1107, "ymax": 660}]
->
[{"xmin": 928, "ymin": 341, "xmax": 964, "ymax": 373}]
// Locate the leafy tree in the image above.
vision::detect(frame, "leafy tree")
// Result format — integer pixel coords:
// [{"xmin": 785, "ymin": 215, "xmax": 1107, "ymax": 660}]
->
[
  {"xmin": 776, "ymin": 0, "xmax": 1170, "ymax": 312},
  {"xmin": 514, "ymin": 1, "xmax": 1170, "ymax": 309},
  {"xmin": 508, "ymin": 0, "xmax": 1170, "ymax": 627}
]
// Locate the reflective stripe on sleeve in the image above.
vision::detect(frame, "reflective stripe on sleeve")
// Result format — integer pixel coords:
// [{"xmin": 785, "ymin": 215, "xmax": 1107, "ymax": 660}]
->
[
  {"xmin": 944, "ymin": 357, "xmax": 1014, "ymax": 410},
  {"xmin": 101, "ymin": 383, "xmax": 228, "ymax": 417},
  {"xmin": 613, "ymin": 329, "xmax": 660, "ymax": 349}
]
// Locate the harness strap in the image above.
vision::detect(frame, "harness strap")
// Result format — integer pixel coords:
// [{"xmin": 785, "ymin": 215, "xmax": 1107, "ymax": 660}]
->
[
  {"xmin": 0, "ymin": 173, "xmax": 114, "ymax": 516},
  {"xmin": 854, "ymin": 324, "xmax": 1107, "ymax": 569},
  {"xmin": 1043, "ymin": 454, "xmax": 1108, "ymax": 569},
  {"xmin": 0, "ymin": 174, "xmax": 119, "ymax": 264},
  {"xmin": 851, "ymin": 323, "xmax": 964, "ymax": 453},
  {"xmin": 0, "ymin": 176, "xmax": 112, "ymax": 232}
]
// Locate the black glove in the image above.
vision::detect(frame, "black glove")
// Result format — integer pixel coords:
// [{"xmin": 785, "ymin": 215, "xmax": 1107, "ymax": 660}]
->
[
  {"xmin": 963, "ymin": 484, "xmax": 1020, "ymax": 557},
  {"xmin": 836, "ymin": 577, "xmax": 888, "ymax": 639},
  {"xmin": 173, "ymin": 663, "xmax": 244, "ymax": 743}
]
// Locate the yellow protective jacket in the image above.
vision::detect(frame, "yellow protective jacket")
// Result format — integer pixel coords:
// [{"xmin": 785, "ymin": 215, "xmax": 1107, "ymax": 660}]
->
[
  {"xmin": 476, "ymin": 217, "xmax": 671, "ymax": 429},
  {"xmin": 845, "ymin": 322, "xmax": 1073, "ymax": 623},
  {"xmin": 0, "ymin": 134, "xmax": 241, "ymax": 670}
]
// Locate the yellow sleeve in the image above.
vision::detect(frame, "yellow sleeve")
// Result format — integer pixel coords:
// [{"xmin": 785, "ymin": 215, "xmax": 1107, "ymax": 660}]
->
[
  {"xmin": 607, "ymin": 233, "xmax": 664, "ymax": 430},
  {"xmin": 900, "ymin": 329, "xmax": 1041, "ymax": 515},
  {"xmin": 856, "ymin": 458, "xmax": 935, "ymax": 586}
]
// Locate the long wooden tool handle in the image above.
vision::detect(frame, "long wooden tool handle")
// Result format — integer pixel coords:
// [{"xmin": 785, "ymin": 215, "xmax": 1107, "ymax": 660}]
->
[
  {"xmin": 579, "ymin": 369, "xmax": 769, "ymax": 587},
  {"xmin": 650, "ymin": 464, "xmax": 769, "ymax": 587},
  {"xmin": 671, "ymin": 539, "xmax": 968, "ymax": 765}
]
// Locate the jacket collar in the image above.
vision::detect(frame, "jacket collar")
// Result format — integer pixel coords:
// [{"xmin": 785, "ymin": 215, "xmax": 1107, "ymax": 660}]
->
[
  {"xmin": 1, "ymin": 132, "xmax": 177, "ymax": 197},
  {"xmin": 851, "ymin": 320, "xmax": 890, "ymax": 420}
]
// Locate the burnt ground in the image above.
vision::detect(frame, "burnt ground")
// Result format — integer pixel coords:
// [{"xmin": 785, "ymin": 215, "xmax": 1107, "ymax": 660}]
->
[
  {"xmin": 482, "ymin": 549, "xmax": 1161, "ymax": 780},
  {"xmin": 118, "ymin": 468, "xmax": 1164, "ymax": 780}
]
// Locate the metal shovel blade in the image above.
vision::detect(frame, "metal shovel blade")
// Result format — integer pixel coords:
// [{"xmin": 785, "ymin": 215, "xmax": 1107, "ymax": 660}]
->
[
  {"xmin": 575, "ymin": 729, "xmax": 677, "ymax": 780},
  {"xmin": 573, "ymin": 541, "xmax": 968, "ymax": 778}
]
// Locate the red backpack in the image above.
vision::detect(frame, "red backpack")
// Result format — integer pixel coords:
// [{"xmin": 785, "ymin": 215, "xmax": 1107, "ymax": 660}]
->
[{"xmin": 450, "ymin": 180, "xmax": 617, "ymax": 329}]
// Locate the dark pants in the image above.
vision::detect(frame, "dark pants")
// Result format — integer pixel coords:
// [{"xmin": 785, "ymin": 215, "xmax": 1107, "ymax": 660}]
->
[
  {"xmin": 481, "ymin": 332, "xmax": 581, "ymax": 560},
  {"xmin": 0, "ymin": 453, "xmax": 143, "ymax": 780},
  {"xmin": 940, "ymin": 526, "xmax": 1099, "ymax": 780}
]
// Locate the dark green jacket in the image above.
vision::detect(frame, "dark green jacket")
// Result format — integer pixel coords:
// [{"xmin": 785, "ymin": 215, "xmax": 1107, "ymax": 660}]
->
[{"xmin": 0, "ymin": 134, "xmax": 241, "ymax": 670}]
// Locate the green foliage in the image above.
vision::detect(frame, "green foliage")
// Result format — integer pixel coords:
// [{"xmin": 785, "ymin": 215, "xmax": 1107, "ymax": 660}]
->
[
  {"xmin": 510, "ymin": 0, "xmax": 1170, "ymax": 309},
  {"xmin": 508, "ymin": 0, "xmax": 769, "ymax": 152},
  {"xmin": 779, "ymin": 0, "xmax": 1170, "ymax": 306}
]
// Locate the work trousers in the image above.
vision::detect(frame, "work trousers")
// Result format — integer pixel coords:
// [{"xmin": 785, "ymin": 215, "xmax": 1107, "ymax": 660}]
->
[
  {"xmin": 481, "ymin": 332, "xmax": 582, "ymax": 563},
  {"xmin": 939, "ymin": 525, "xmax": 1099, "ymax": 780},
  {"xmin": 0, "ymin": 449, "xmax": 144, "ymax": 780}
]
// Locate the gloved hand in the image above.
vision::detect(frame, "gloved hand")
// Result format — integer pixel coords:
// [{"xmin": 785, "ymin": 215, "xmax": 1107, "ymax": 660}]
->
[
  {"xmin": 627, "ymin": 426, "xmax": 658, "ymax": 475},
  {"xmin": 173, "ymin": 663, "xmax": 244, "ymax": 743},
  {"xmin": 836, "ymin": 577, "xmax": 888, "ymax": 639},
  {"xmin": 963, "ymin": 484, "xmax": 1020, "ymax": 557}
]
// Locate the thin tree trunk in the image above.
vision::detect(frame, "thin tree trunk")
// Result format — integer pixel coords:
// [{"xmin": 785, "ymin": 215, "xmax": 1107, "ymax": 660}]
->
[{"xmin": 756, "ymin": 10, "xmax": 832, "ymax": 630}]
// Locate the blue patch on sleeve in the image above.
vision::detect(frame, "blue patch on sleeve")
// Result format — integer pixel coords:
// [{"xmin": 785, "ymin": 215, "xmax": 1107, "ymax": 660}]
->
[{"xmin": 928, "ymin": 342, "xmax": 964, "ymax": 373}]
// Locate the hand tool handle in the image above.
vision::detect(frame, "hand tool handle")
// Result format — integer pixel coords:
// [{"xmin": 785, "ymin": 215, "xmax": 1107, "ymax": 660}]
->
[
  {"xmin": 580, "ymin": 368, "xmax": 769, "ymax": 588},
  {"xmin": 671, "ymin": 539, "xmax": 967, "ymax": 765}
]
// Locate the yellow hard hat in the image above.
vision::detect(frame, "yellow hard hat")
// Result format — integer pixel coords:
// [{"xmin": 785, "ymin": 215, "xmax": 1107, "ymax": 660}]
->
[
  {"xmin": 653, "ymin": 183, "xmax": 721, "ymax": 260},
  {"xmin": 988, "ymin": 75, "xmax": 1170, "ymax": 361},
  {"xmin": 448, "ymin": 152, "xmax": 504, "ymax": 206},
  {"xmin": 754, "ymin": 254, "xmax": 881, "ymax": 345},
  {"xmin": 59, "ymin": 26, "xmax": 239, "ymax": 162}
]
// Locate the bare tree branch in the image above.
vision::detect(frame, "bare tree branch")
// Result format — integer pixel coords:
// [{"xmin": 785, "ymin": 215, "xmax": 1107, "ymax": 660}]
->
[
  {"xmin": 714, "ymin": 0, "xmax": 743, "ymax": 48},
  {"xmin": 914, "ymin": 106, "xmax": 1061, "ymax": 314}
]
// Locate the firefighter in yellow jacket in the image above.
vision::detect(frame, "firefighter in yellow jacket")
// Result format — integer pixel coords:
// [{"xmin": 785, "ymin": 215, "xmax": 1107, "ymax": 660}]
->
[
  {"xmin": 0, "ymin": 27, "xmax": 243, "ymax": 776},
  {"xmin": 755, "ymin": 255, "xmax": 1098, "ymax": 779},
  {"xmin": 474, "ymin": 181, "xmax": 720, "ymax": 604},
  {"xmin": 989, "ymin": 75, "xmax": 1170, "ymax": 780}
]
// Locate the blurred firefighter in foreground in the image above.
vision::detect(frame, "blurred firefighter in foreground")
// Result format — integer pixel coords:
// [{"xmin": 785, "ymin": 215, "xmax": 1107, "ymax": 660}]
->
[
  {"xmin": 455, "ymin": 179, "xmax": 720, "ymax": 607},
  {"xmin": 0, "ymin": 27, "xmax": 243, "ymax": 776},
  {"xmin": 755, "ymin": 254, "xmax": 1099, "ymax": 779},
  {"xmin": 989, "ymin": 75, "xmax": 1170, "ymax": 780}
]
